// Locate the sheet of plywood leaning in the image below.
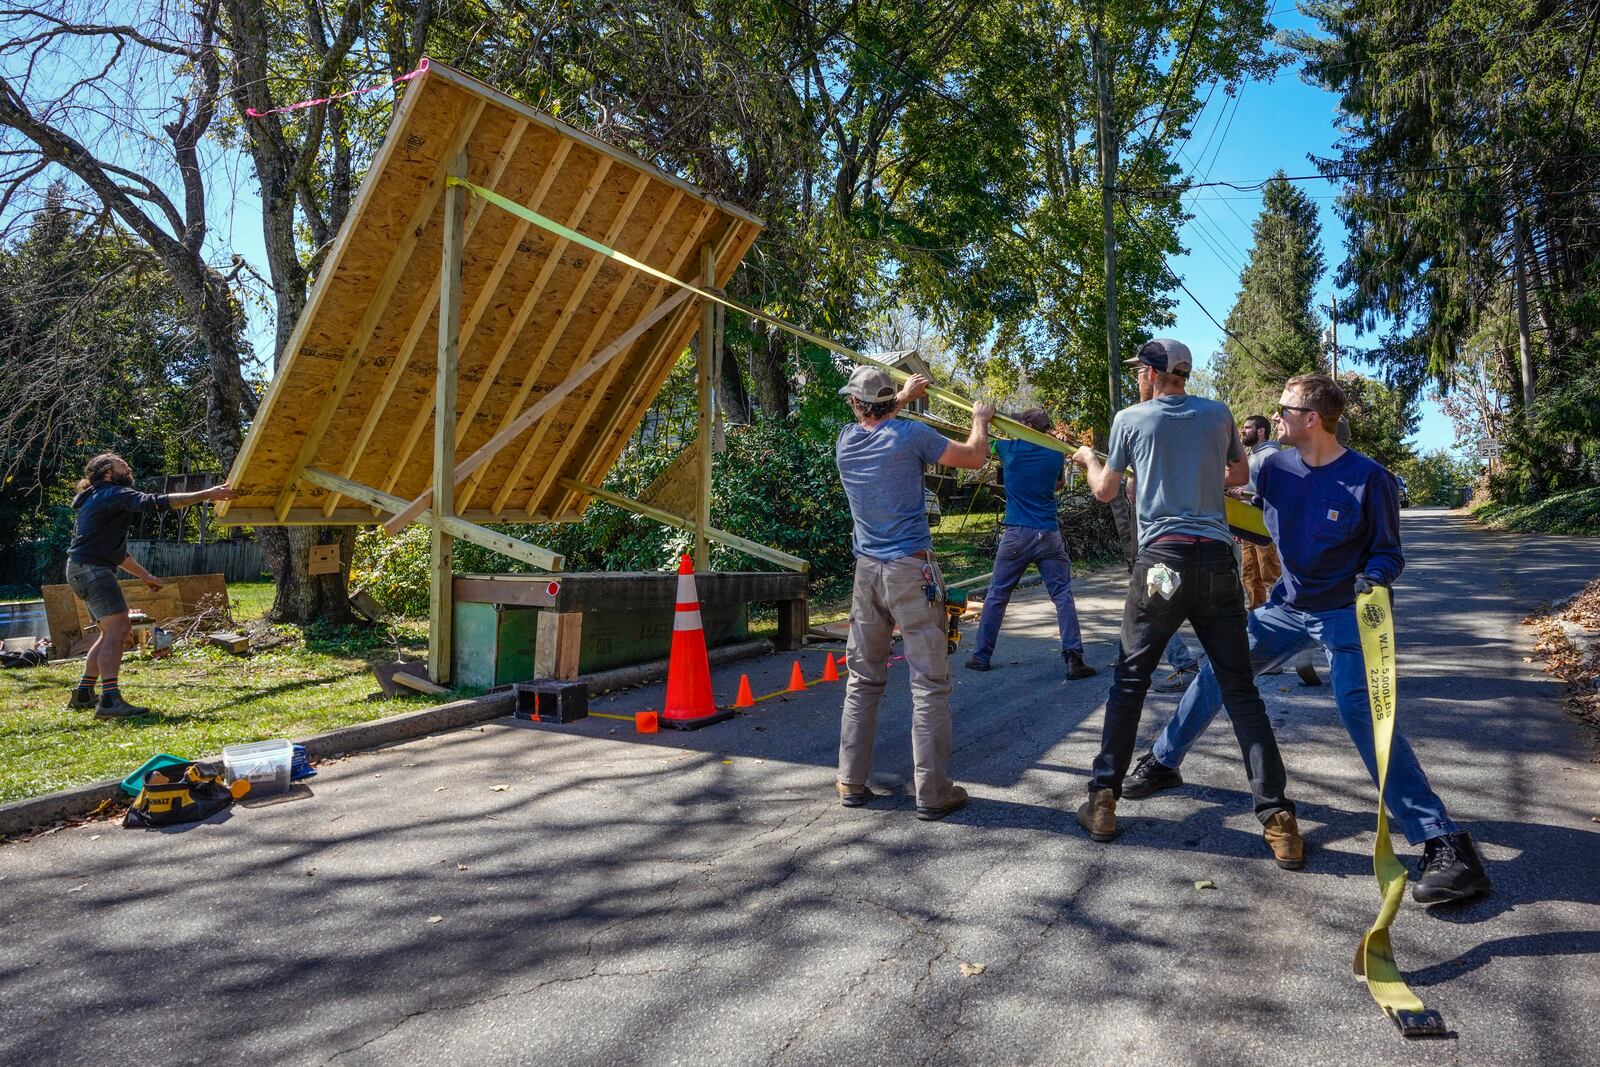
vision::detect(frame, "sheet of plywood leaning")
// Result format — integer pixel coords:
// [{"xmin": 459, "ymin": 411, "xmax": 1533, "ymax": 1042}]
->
[{"xmin": 218, "ymin": 61, "xmax": 763, "ymax": 529}]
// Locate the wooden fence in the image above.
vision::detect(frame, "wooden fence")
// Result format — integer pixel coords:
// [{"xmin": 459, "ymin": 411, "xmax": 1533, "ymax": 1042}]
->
[{"xmin": 127, "ymin": 540, "xmax": 267, "ymax": 584}]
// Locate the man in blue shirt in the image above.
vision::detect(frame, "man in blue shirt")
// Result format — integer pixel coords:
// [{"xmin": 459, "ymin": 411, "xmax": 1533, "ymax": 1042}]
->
[
  {"xmin": 966, "ymin": 407, "xmax": 1095, "ymax": 681},
  {"xmin": 835, "ymin": 366, "xmax": 993, "ymax": 820},
  {"xmin": 1070, "ymin": 340, "xmax": 1301, "ymax": 868},
  {"xmin": 1123, "ymin": 374, "xmax": 1491, "ymax": 903}
]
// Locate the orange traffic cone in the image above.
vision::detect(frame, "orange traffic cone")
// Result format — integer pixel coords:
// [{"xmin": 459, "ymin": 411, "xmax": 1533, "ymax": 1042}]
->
[
  {"xmin": 821, "ymin": 654, "xmax": 840, "ymax": 682},
  {"xmin": 837, "ymin": 652, "xmax": 850, "ymax": 675},
  {"xmin": 734, "ymin": 675, "xmax": 756, "ymax": 708},
  {"xmin": 787, "ymin": 660, "xmax": 806, "ymax": 692},
  {"xmin": 661, "ymin": 554, "xmax": 733, "ymax": 730}
]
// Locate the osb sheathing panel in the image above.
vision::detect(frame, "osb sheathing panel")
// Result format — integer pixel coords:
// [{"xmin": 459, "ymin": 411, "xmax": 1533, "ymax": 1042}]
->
[{"xmin": 221, "ymin": 61, "xmax": 762, "ymax": 527}]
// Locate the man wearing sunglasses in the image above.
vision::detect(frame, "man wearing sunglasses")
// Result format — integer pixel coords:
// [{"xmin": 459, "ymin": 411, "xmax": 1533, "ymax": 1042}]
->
[
  {"xmin": 1122, "ymin": 374, "xmax": 1491, "ymax": 903},
  {"xmin": 1070, "ymin": 340, "xmax": 1302, "ymax": 868}
]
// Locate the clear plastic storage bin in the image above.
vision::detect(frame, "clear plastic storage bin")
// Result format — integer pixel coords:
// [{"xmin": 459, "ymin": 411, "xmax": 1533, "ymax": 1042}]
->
[{"xmin": 222, "ymin": 739, "xmax": 293, "ymax": 796}]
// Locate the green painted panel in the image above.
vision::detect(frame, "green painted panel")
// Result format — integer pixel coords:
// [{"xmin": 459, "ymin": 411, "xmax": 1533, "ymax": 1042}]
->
[
  {"xmin": 451, "ymin": 601, "xmax": 501, "ymax": 690},
  {"xmin": 493, "ymin": 606, "xmax": 541, "ymax": 687},
  {"xmin": 577, "ymin": 603, "xmax": 746, "ymax": 674}
]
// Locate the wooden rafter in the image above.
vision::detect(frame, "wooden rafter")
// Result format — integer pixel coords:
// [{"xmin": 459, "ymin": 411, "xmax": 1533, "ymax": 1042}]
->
[{"xmin": 558, "ymin": 478, "xmax": 805, "ymax": 572}]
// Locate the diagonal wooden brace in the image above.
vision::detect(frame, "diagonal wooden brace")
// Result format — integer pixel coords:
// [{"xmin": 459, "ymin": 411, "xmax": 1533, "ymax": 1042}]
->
[
  {"xmin": 380, "ymin": 286, "xmax": 693, "ymax": 536},
  {"xmin": 302, "ymin": 468, "xmax": 564, "ymax": 571}
]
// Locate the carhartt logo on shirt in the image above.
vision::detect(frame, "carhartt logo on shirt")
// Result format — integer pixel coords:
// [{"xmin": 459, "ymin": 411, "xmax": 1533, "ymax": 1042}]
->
[{"xmin": 1326, "ymin": 508, "xmax": 1340, "ymax": 522}]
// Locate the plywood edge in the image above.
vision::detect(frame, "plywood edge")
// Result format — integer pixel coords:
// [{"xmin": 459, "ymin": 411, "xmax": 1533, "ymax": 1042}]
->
[{"xmin": 425, "ymin": 61, "xmax": 767, "ymax": 233}]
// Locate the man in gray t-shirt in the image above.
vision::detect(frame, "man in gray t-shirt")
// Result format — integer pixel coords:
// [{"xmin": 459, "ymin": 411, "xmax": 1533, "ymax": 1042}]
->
[
  {"xmin": 1069, "ymin": 339, "xmax": 1301, "ymax": 869},
  {"xmin": 833, "ymin": 366, "xmax": 993, "ymax": 820}
]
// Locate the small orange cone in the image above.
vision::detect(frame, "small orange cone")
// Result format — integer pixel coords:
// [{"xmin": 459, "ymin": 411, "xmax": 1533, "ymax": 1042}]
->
[
  {"xmin": 733, "ymin": 674, "xmax": 755, "ymax": 708},
  {"xmin": 660, "ymin": 554, "xmax": 733, "ymax": 730},
  {"xmin": 822, "ymin": 654, "xmax": 840, "ymax": 682},
  {"xmin": 787, "ymin": 660, "xmax": 806, "ymax": 692},
  {"xmin": 836, "ymin": 652, "xmax": 849, "ymax": 675},
  {"xmin": 635, "ymin": 711, "xmax": 659, "ymax": 733}
]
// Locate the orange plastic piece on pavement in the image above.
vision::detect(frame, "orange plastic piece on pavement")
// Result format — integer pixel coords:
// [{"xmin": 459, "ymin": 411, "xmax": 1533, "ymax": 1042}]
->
[
  {"xmin": 734, "ymin": 674, "xmax": 755, "ymax": 708},
  {"xmin": 635, "ymin": 711, "xmax": 659, "ymax": 733},
  {"xmin": 837, "ymin": 652, "xmax": 850, "ymax": 674},
  {"xmin": 821, "ymin": 653, "xmax": 840, "ymax": 682},
  {"xmin": 787, "ymin": 660, "xmax": 806, "ymax": 692}
]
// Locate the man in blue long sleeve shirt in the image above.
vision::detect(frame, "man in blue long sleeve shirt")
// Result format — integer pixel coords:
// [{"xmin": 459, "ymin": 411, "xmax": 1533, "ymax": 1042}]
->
[{"xmin": 1122, "ymin": 374, "xmax": 1491, "ymax": 904}]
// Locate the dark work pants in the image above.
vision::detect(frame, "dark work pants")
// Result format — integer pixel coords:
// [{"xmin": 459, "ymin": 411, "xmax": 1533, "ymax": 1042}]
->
[{"xmin": 1089, "ymin": 539, "xmax": 1293, "ymax": 824}]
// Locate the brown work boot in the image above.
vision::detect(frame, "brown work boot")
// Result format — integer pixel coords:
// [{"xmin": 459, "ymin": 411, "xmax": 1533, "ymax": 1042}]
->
[
  {"xmin": 916, "ymin": 785, "xmax": 969, "ymax": 821},
  {"xmin": 1076, "ymin": 788, "xmax": 1117, "ymax": 842},
  {"xmin": 95, "ymin": 694, "xmax": 152, "ymax": 720},
  {"xmin": 1263, "ymin": 810, "xmax": 1306, "ymax": 870},
  {"xmin": 836, "ymin": 781, "xmax": 876, "ymax": 808}
]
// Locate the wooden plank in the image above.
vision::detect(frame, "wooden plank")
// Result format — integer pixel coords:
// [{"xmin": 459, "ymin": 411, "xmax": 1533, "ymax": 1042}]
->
[
  {"xmin": 272, "ymin": 100, "xmax": 487, "ymax": 521},
  {"xmin": 380, "ymin": 285, "xmax": 692, "ymax": 535},
  {"xmin": 301, "ymin": 469, "xmax": 564, "ymax": 572},
  {"xmin": 323, "ymin": 116, "xmax": 533, "ymax": 516},
  {"xmin": 533, "ymin": 611, "xmax": 583, "ymax": 680},
  {"xmin": 393, "ymin": 670, "xmax": 451, "ymax": 696},
  {"xmin": 453, "ymin": 575, "xmax": 561, "ymax": 608},
  {"xmin": 382, "ymin": 152, "xmax": 616, "ymax": 501},
  {"xmin": 537, "ymin": 203, "xmax": 720, "ymax": 516},
  {"xmin": 694, "ymin": 242, "xmax": 716, "ymax": 568},
  {"xmin": 775, "ymin": 598, "xmax": 809, "ymax": 652},
  {"xmin": 558, "ymin": 477, "xmax": 807, "ymax": 572},
  {"xmin": 432, "ymin": 153, "xmax": 467, "ymax": 686},
  {"xmin": 477, "ymin": 169, "xmax": 656, "ymax": 515}
]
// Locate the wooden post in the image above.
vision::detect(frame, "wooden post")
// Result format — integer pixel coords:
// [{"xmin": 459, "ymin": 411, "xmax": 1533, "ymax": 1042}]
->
[
  {"xmin": 431, "ymin": 153, "xmax": 468, "ymax": 683},
  {"xmin": 695, "ymin": 243, "xmax": 716, "ymax": 569}
]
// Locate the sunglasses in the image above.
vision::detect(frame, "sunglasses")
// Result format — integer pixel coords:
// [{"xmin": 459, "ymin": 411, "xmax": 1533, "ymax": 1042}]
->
[{"xmin": 1275, "ymin": 404, "xmax": 1316, "ymax": 417}]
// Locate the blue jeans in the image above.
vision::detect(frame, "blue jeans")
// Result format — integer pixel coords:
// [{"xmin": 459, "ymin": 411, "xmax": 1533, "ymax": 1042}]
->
[
  {"xmin": 1150, "ymin": 600, "xmax": 1459, "ymax": 845},
  {"xmin": 970, "ymin": 526, "xmax": 1084, "ymax": 662}
]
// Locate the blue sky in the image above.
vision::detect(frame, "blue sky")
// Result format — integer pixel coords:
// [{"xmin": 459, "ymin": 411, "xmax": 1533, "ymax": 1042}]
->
[{"xmin": 1162, "ymin": 8, "xmax": 1460, "ymax": 456}]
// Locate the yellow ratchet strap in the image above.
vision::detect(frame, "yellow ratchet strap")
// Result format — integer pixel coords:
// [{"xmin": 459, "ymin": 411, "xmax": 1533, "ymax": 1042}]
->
[{"xmin": 1353, "ymin": 586, "xmax": 1448, "ymax": 1039}]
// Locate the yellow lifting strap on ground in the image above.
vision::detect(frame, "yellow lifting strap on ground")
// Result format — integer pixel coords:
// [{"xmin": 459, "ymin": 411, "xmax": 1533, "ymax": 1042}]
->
[
  {"xmin": 450, "ymin": 176, "xmax": 1271, "ymax": 545},
  {"xmin": 1352, "ymin": 586, "xmax": 1449, "ymax": 1039}
]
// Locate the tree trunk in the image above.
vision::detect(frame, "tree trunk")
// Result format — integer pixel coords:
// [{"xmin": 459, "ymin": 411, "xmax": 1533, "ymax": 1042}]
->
[
  {"xmin": 749, "ymin": 320, "xmax": 791, "ymax": 417},
  {"xmin": 719, "ymin": 342, "xmax": 752, "ymax": 425},
  {"xmin": 259, "ymin": 526, "xmax": 355, "ymax": 624}
]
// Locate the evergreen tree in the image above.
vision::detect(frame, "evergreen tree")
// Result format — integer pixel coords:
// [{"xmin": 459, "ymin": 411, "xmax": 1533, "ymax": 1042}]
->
[{"xmin": 1213, "ymin": 172, "xmax": 1325, "ymax": 418}]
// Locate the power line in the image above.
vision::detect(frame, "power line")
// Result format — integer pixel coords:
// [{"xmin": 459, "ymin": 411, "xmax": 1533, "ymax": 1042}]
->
[{"xmin": 1116, "ymin": 152, "xmax": 1600, "ymax": 195}]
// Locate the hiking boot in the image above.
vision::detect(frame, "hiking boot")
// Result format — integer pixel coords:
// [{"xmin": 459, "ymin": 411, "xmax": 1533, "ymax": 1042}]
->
[
  {"xmin": 916, "ymin": 785, "xmax": 969, "ymax": 821},
  {"xmin": 964, "ymin": 656, "xmax": 991, "ymax": 672},
  {"xmin": 837, "ymin": 781, "xmax": 877, "ymax": 808},
  {"xmin": 1062, "ymin": 649, "xmax": 1097, "ymax": 680},
  {"xmin": 1263, "ymin": 810, "xmax": 1306, "ymax": 870},
  {"xmin": 1413, "ymin": 831, "xmax": 1492, "ymax": 904},
  {"xmin": 67, "ymin": 686, "xmax": 97, "ymax": 710},
  {"xmin": 95, "ymin": 694, "xmax": 151, "ymax": 719},
  {"xmin": 1122, "ymin": 751, "xmax": 1183, "ymax": 800},
  {"xmin": 1076, "ymin": 788, "xmax": 1117, "ymax": 841},
  {"xmin": 1153, "ymin": 663, "xmax": 1200, "ymax": 693}
]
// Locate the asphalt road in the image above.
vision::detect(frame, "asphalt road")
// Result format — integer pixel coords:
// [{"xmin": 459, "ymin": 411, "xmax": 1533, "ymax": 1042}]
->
[{"xmin": 2, "ymin": 508, "xmax": 1597, "ymax": 1065}]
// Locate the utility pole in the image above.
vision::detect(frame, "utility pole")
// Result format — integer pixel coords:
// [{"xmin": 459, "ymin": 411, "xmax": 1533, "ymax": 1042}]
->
[
  {"xmin": 1093, "ymin": 27, "xmax": 1122, "ymax": 417},
  {"xmin": 1329, "ymin": 294, "xmax": 1338, "ymax": 380}
]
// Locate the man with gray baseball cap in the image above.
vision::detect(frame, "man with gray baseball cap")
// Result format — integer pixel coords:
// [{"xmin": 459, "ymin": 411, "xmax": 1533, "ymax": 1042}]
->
[{"xmin": 834, "ymin": 365, "xmax": 993, "ymax": 820}]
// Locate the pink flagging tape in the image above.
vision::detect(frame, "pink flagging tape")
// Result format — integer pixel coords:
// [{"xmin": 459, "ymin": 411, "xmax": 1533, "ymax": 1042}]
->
[{"xmin": 245, "ymin": 57, "xmax": 429, "ymax": 118}]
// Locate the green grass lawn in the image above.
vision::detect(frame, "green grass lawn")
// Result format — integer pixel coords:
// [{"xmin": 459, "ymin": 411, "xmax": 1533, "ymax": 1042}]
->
[
  {"xmin": 0, "ymin": 582, "xmax": 441, "ymax": 806},
  {"xmin": 1471, "ymin": 486, "xmax": 1600, "ymax": 536}
]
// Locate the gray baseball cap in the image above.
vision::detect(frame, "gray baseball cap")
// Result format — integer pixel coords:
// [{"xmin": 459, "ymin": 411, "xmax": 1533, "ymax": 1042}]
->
[
  {"xmin": 838, "ymin": 365, "xmax": 898, "ymax": 403},
  {"xmin": 1124, "ymin": 338, "xmax": 1193, "ymax": 376}
]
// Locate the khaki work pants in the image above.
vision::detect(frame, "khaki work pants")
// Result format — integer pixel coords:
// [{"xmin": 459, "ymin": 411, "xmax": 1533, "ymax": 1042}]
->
[
  {"xmin": 1239, "ymin": 539, "xmax": 1282, "ymax": 609},
  {"xmin": 839, "ymin": 555, "xmax": 957, "ymax": 809}
]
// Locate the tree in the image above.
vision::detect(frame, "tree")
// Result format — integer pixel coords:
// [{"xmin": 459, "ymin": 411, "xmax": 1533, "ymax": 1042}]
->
[
  {"xmin": 1213, "ymin": 172, "xmax": 1325, "ymax": 417},
  {"xmin": 1338, "ymin": 370, "xmax": 1416, "ymax": 471},
  {"xmin": 1289, "ymin": 0, "xmax": 1600, "ymax": 498},
  {"xmin": 1394, "ymin": 448, "xmax": 1478, "ymax": 507},
  {"xmin": 0, "ymin": 1, "xmax": 433, "ymax": 620}
]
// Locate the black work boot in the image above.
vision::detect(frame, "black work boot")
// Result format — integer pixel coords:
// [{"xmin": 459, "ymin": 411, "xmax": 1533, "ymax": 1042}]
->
[
  {"xmin": 96, "ymin": 694, "xmax": 152, "ymax": 719},
  {"xmin": 1413, "ymin": 831, "xmax": 1492, "ymax": 904},
  {"xmin": 1121, "ymin": 751, "xmax": 1183, "ymax": 800}
]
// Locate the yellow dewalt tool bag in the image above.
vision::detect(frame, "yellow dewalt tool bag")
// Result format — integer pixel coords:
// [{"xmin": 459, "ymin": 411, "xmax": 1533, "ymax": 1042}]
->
[{"xmin": 123, "ymin": 760, "xmax": 236, "ymax": 829}]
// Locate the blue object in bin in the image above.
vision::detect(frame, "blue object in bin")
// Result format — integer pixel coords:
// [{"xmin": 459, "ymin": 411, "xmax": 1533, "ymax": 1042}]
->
[
  {"xmin": 290, "ymin": 743, "xmax": 316, "ymax": 782},
  {"xmin": 121, "ymin": 753, "xmax": 190, "ymax": 797}
]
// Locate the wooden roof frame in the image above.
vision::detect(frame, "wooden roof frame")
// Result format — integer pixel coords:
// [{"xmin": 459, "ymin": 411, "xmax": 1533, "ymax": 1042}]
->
[{"xmin": 215, "ymin": 61, "xmax": 802, "ymax": 683}]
